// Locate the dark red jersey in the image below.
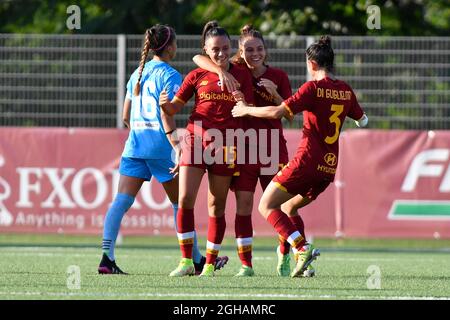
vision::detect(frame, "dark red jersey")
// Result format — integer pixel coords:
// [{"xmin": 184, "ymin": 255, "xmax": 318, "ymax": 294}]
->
[
  {"xmin": 253, "ymin": 66, "xmax": 292, "ymax": 109},
  {"xmin": 175, "ymin": 64, "xmax": 254, "ymax": 133},
  {"xmin": 283, "ymin": 77, "xmax": 364, "ymax": 179},
  {"xmin": 244, "ymin": 66, "xmax": 292, "ymax": 162}
]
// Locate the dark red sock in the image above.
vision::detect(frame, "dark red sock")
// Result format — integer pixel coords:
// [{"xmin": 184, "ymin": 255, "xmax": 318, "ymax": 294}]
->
[
  {"xmin": 278, "ymin": 235, "xmax": 290, "ymax": 255},
  {"xmin": 206, "ymin": 216, "xmax": 226, "ymax": 265},
  {"xmin": 235, "ymin": 214, "xmax": 253, "ymax": 267},
  {"xmin": 290, "ymin": 215, "xmax": 306, "ymax": 240},
  {"xmin": 267, "ymin": 209, "xmax": 305, "ymax": 251},
  {"xmin": 177, "ymin": 208, "xmax": 195, "ymax": 259},
  {"xmin": 280, "ymin": 215, "xmax": 306, "ymax": 254}
]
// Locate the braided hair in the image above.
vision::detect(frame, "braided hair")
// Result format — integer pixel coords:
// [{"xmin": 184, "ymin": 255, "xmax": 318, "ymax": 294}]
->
[{"xmin": 133, "ymin": 25, "xmax": 176, "ymax": 96}]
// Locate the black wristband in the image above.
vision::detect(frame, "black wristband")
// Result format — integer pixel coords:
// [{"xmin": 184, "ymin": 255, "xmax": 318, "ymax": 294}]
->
[{"xmin": 165, "ymin": 130, "xmax": 175, "ymax": 135}]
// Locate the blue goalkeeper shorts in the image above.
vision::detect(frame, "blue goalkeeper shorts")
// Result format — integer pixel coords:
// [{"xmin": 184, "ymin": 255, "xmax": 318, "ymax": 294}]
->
[{"xmin": 119, "ymin": 157, "xmax": 175, "ymax": 183}]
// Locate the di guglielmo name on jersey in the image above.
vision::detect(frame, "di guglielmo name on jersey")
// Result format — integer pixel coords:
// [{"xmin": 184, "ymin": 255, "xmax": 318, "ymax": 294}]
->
[{"xmin": 316, "ymin": 88, "xmax": 352, "ymax": 101}]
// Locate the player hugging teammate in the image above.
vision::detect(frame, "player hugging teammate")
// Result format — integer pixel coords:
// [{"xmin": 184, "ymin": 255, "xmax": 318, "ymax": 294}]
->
[
  {"xmin": 101, "ymin": 21, "xmax": 368, "ymax": 279},
  {"xmin": 192, "ymin": 24, "xmax": 316, "ymax": 277},
  {"xmin": 159, "ymin": 21, "xmax": 255, "ymax": 277},
  {"xmin": 232, "ymin": 35, "xmax": 368, "ymax": 277}
]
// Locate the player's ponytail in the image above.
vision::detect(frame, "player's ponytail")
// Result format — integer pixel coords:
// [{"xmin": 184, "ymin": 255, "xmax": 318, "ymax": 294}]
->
[
  {"xmin": 318, "ymin": 35, "xmax": 331, "ymax": 47},
  {"xmin": 241, "ymin": 24, "xmax": 254, "ymax": 35},
  {"xmin": 134, "ymin": 25, "xmax": 176, "ymax": 96},
  {"xmin": 201, "ymin": 20, "xmax": 230, "ymax": 54},
  {"xmin": 240, "ymin": 24, "xmax": 265, "ymax": 47},
  {"xmin": 134, "ymin": 29, "xmax": 151, "ymax": 96},
  {"xmin": 232, "ymin": 24, "xmax": 268, "ymax": 66},
  {"xmin": 306, "ymin": 35, "xmax": 334, "ymax": 73}
]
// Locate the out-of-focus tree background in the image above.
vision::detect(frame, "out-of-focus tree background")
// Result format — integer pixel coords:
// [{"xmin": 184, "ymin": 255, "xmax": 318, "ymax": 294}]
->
[
  {"xmin": 1, "ymin": 0, "xmax": 449, "ymax": 35},
  {"xmin": 0, "ymin": 0, "xmax": 448, "ymax": 129}
]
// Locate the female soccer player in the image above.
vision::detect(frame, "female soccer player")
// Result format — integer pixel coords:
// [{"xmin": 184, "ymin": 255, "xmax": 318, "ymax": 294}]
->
[
  {"xmin": 159, "ymin": 21, "xmax": 254, "ymax": 277},
  {"xmin": 193, "ymin": 25, "xmax": 310, "ymax": 277},
  {"xmin": 232, "ymin": 36, "xmax": 368, "ymax": 277},
  {"xmin": 98, "ymin": 24, "xmax": 221, "ymax": 275}
]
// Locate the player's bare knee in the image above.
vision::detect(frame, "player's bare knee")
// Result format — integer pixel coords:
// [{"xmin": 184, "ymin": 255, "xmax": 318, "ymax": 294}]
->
[
  {"xmin": 179, "ymin": 194, "xmax": 195, "ymax": 209},
  {"xmin": 236, "ymin": 198, "xmax": 253, "ymax": 215},
  {"xmin": 208, "ymin": 198, "xmax": 226, "ymax": 215},
  {"xmin": 236, "ymin": 191, "xmax": 253, "ymax": 208},
  {"xmin": 208, "ymin": 205, "xmax": 226, "ymax": 217},
  {"xmin": 258, "ymin": 201, "xmax": 270, "ymax": 218},
  {"xmin": 280, "ymin": 202, "xmax": 294, "ymax": 216},
  {"xmin": 162, "ymin": 180, "xmax": 179, "ymax": 203}
]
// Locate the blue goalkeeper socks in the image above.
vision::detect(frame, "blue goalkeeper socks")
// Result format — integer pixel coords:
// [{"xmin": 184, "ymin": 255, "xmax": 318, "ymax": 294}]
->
[
  {"xmin": 172, "ymin": 203, "xmax": 202, "ymax": 264},
  {"xmin": 192, "ymin": 231, "xmax": 202, "ymax": 264},
  {"xmin": 102, "ymin": 193, "xmax": 135, "ymax": 261}
]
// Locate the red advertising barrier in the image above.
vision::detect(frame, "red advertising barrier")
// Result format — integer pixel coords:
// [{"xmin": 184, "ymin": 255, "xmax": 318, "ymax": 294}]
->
[
  {"xmin": 338, "ymin": 129, "xmax": 450, "ymax": 238},
  {"xmin": 0, "ymin": 128, "xmax": 449, "ymax": 238}
]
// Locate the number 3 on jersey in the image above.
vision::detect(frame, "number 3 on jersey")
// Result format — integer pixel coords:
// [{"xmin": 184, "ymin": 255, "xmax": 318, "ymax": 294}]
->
[{"xmin": 325, "ymin": 104, "xmax": 344, "ymax": 144}]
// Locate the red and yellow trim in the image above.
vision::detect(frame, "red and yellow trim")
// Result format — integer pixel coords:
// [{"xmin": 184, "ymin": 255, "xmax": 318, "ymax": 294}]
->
[
  {"xmin": 274, "ymin": 182, "xmax": 288, "ymax": 193},
  {"xmin": 291, "ymin": 235, "xmax": 305, "ymax": 247},
  {"xmin": 178, "ymin": 238, "xmax": 194, "ymax": 245},
  {"xmin": 173, "ymin": 96, "xmax": 186, "ymax": 105},
  {"xmin": 237, "ymin": 245, "xmax": 252, "ymax": 254},
  {"xmin": 206, "ymin": 248, "xmax": 219, "ymax": 256},
  {"xmin": 282, "ymin": 102, "xmax": 294, "ymax": 121}
]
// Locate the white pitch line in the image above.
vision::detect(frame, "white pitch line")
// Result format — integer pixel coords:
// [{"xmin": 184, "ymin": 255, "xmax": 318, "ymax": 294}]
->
[
  {"xmin": 0, "ymin": 247, "xmax": 100, "ymax": 252},
  {"xmin": 0, "ymin": 252, "xmax": 106, "ymax": 257},
  {"xmin": 0, "ymin": 291, "xmax": 449, "ymax": 300}
]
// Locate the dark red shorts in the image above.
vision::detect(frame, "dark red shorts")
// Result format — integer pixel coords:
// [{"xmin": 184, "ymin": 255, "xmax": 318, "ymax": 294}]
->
[
  {"xmin": 179, "ymin": 131, "xmax": 239, "ymax": 177},
  {"xmin": 231, "ymin": 144, "xmax": 288, "ymax": 192},
  {"xmin": 272, "ymin": 157, "xmax": 333, "ymax": 200}
]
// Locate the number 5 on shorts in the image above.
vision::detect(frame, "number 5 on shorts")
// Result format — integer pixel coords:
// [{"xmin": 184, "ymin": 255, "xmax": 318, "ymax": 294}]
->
[
  {"xmin": 223, "ymin": 146, "xmax": 237, "ymax": 168},
  {"xmin": 325, "ymin": 104, "xmax": 344, "ymax": 144}
]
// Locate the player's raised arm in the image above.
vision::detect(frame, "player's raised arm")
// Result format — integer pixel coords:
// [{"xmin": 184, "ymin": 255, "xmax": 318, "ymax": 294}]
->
[
  {"xmin": 193, "ymin": 54, "xmax": 239, "ymax": 92},
  {"xmin": 232, "ymin": 101, "xmax": 291, "ymax": 120}
]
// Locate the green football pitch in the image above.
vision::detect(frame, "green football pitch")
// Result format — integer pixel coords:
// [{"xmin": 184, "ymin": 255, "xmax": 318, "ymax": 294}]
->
[{"xmin": 0, "ymin": 234, "xmax": 449, "ymax": 300}]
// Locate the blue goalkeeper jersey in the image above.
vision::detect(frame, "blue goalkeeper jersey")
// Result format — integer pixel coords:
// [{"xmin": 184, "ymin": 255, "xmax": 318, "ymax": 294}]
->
[{"xmin": 122, "ymin": 60, "xmax": 182, "ymax": 159}]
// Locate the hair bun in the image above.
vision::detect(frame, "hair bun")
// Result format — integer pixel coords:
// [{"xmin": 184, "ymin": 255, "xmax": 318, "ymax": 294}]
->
[
  {"xmin": 205, "ymin": 20, "xmax": 219, "ymax": 29},
  {"xmin": 241, "ymin": 24, "xmax": 254, "ymax": 35},
  {"xmin": 318, "ymin": 35, "xmax": 331, "ymax": 47}
]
